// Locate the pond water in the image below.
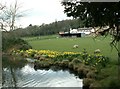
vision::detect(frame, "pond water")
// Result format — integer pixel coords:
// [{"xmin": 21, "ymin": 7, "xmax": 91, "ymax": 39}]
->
[{"xmin": 2, "ymin": 55, "xmax": 83, "ymax": 88}]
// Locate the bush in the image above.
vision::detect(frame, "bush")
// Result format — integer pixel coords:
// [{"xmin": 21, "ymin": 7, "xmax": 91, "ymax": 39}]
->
[
  {"xmin": 72, "ymin": 58, "xmax": 82, "ymax": 64},
  {"xmin": 73, "ymin": 65, "xmax": 79, "ymax": 71},
  {"xmin": 89, "ymin": 82, "xmax": 102, "ymax": 89},
  {"xmin": 86, "ymin": 71, "xmax": 96, "ymax": 79},
  {"xmin": 107, "ymin": 78, "xmax": 120, "ymax": 88},
  {"xmin": 68, "ymin": 62, "xmax": 74, "ymax": 69},
  {"xmin": 61, "ymin": 60, "xmax": 69, "ymax": 67},
  {"xmin": 77, "ymin": 67, "xmax": 84, "ymax": 75},
  {"xmin": 83, "ymin": 78, "xmax": 95, "ymax": 87},
  {"xmin": 2, "ymin": 32, "xmax": 32, "ymax": 52}
]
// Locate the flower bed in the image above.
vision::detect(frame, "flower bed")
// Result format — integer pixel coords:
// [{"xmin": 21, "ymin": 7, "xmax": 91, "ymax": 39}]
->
[
  {"xmin": 12, "ymin": 49, "xmax": 109, "ymax": 68},
  {"xmin": 11, "ymin": 48, "xmax": 110, "ymax": 88}
]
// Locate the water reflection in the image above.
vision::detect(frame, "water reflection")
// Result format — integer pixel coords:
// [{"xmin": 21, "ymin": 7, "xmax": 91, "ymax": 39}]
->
[
  {"xmin": 20, "ymin": 64, "xmax": 83, "ymax": 87},
  {"xmin": 2, "ymin": 56, "xmax": 83, "ymax": 88},
  {"xmin": 2, "ymin": 55, "xmax": 27, "ymax": 87},
  {"xmin": 0, "ymin": 52, "xmax": 2, "ymax": 88}
]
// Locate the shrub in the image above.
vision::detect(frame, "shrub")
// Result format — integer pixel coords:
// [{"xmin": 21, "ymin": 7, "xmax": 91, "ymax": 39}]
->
[
  {"xmin": 89, "ymin": 82, "xmax": 102, "ymax": 89},
  {"xmin": 19, "ymin": 43, "xmax": 32, "ymax": 51},
  {"xmin": 61, "ymin": 60, "xmax": 69, "ymax": 67},
  {"xmin": 2, "ymin": 32, "xmax": 32, "ymax": 52},
  {"xmin": 107, "ymin": 78, "xmax": 120, "ymax": 88},
  {"xmin": 34, "ymin": 54, "xmax": 41, "ymax": 59},
  {"xmin": 71, "ymin": 58, "xmax": 82, "ymax": 64},
  {"xmin": 36, "ymin": 61, "xmax": 51, "ymax": 68},
  {"xmin": 86, "ymin": 71, "xmax": 96, "ymax": 79},
  {"xmin": 68, "ymin": 62, "xmax": 74, "ymax": 69},
  {"xmin": 77, "ymin": 67, "xmax": 84, "ymax": 75},
  {"xmin": 13, "ymin": 48, "xmax": 109, "ymax": 71},
  {"xmin": 73, "ymin": 65, "xmax": 79, "ymax": 71},
  {"xmin": 83, "ymin": 68, "xmax": 89, "ymax": 76},
  {"xmin": 83, "ymin": 78, "xmax": 95, "ymax": 87}
]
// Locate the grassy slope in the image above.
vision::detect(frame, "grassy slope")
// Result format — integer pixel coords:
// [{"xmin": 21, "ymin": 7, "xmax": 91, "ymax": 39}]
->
[{"xmin": 24, "ymin": 35, "xmax": 117, "ymax": 63}]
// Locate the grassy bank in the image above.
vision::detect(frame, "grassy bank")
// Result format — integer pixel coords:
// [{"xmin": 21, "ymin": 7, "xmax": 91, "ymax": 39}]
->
[
  {"xmin": 12, "ymin": 48, "xmax": 119, "ymax": 88},
  {"xmin": 22, "ymin": 35, "xmax": 119, "ymax": 88},
  {"xmin": 23, "ymin": 35, "xmax": 117, "ymax": 63}
]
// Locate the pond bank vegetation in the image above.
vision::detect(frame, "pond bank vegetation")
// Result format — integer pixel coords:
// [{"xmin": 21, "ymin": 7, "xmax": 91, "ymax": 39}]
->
[{"xmin": 11, "ymin": 48, "xmax": 118, "ymax": 88}]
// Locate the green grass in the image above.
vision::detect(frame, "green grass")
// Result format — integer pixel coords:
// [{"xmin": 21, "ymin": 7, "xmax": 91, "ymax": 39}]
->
[
  {"xmin": 23, "ymin": 35, "xmax": 117, "ymax": 63},
  {"xmin": 22, "ymin": 35, "xmax": 58, "ymax": 41},
  {"xmin": 23, "ymin": 35, "xmax": 119, "ymax": 87}
]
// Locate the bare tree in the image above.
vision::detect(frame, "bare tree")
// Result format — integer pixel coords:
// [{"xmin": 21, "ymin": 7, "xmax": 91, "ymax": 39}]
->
[
  {"xmin": 0, "ymin": 0, "xmax": 24, "ymax": 31},
  {"xmin": 0, "ymin": 3, "xmax": 6, "ymax": 31}
]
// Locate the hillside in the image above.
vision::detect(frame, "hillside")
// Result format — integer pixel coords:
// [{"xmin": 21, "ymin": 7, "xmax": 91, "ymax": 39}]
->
[{"xmin": 13, "ymin": 19, "xmax": 85, "ymax": 37}]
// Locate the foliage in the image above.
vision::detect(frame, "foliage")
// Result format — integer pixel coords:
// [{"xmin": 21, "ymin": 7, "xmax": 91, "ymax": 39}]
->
[
  {"xmin": 61, "ymin": 2, "xmax": 120, "ymax": 87},
  {"xmin": 71, "ymin": 58, "xmax": 82, "ymax": 64},
  {"xmin": 61, "ymin": 1, "xmax": 120, "ymax": 51},
  {"xmin": 2, "ymin": 55, "xmax": 27, "ymax": 69},
  {"xmin": 12, "ymin": 19, "xmax": 85, "ymax": 37},
  {"xmin": 0, "ymin": 0, "xmax": 24, "ymax": 31},
  {"xmin": 12, "ymin": 48, "xmax": 119, "ymax": 88},
  {"xmin": 2, "ymin": 32, "xmax": 32, "ymax": 52},
  {"xmin": 83, "ymin": 78, "xmax": 95, "ymax": 87},
  {"xmin": 108, "ymin": 78, "xmax": 120, "ymax": 88},
  {"xmin": 62, "ymin": 2, "xmax": 120, "ymax": 26},
  {"xmin": 13, "ymin": 49, "xmax": 109, "ymax": 68}
]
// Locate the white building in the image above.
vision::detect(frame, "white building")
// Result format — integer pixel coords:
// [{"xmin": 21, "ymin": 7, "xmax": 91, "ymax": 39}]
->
[
  {"xmin": 70, "ymin": 27, "xmax": 95, "ymax": 35},
  {"xmin": 70, "ymin": 28, "xmax": 78, "ymax": 33}
]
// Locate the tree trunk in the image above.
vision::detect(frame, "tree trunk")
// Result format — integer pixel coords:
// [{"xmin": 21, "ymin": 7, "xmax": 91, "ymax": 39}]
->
[{"xmin": 10, "ymin": 66, "xmax": 17, "ymax": 88}]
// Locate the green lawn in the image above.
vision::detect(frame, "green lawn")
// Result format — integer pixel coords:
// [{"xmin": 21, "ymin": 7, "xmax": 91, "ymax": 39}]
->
[{"xmin": 23, "ymin": 35, "xmax": 117, "ymax": 63}]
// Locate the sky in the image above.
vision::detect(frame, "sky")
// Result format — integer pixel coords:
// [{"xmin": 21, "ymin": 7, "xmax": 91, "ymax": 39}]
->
[{"xmin": 1, "ymin": 0, "xmax": 72, "ymax": 28}]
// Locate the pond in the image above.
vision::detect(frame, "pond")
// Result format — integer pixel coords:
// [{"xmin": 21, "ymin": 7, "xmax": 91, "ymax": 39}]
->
[{"xmin": 2, "ymin": 55, "xmax": 83, "ymax": 88}]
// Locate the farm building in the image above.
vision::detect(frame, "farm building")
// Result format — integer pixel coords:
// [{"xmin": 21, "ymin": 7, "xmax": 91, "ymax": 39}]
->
[{"xmin": 59, "ymin": 27, "xmax": 94, "ymax": 37}]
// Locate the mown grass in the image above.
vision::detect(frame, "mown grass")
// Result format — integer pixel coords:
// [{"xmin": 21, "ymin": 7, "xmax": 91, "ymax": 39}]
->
[
  {"xmin": 22, "ymin": 35, "xmax": 58, "ymax": 41},
  {"xmin": 23, "ymin": 35, "xmax": 117, "ymax": 63}
]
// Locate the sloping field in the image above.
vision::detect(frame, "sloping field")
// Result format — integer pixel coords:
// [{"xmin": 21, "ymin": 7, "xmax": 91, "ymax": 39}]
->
[{"xmin": 24, "ymin": 35, "xmax": 117, "ymax": 62}]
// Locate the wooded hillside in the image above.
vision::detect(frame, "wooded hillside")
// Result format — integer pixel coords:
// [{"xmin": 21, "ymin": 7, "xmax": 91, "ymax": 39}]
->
[{"xmin": 12, "ymin": 19, "xmax": 85, "ymax": 37}]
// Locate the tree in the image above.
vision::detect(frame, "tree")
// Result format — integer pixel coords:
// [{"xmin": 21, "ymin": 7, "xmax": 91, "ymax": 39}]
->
[
  {"xmin": 0, "ymin": 0, "xmax": 24, "ymax": 31},
  {"xmin": 61, "ymin": 1, "xmax": 120, "ymax": 78},
  {"xmin": 0, "ymin": 3, "xmax": 6, "ymax": 31}
]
